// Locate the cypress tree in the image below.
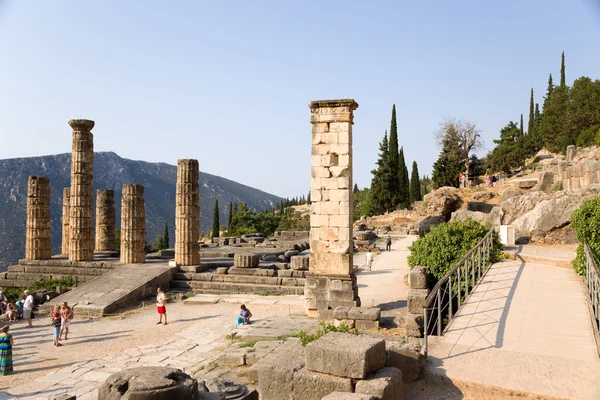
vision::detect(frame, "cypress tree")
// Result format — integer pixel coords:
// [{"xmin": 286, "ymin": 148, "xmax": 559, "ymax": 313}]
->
[
  {"xmin": 162, "ymin": 221, "xmax": 169, "ymax": 249},
  {"xmin": 228, "ymin": 202, "xmax": 233, "ymax": 227},
  {"xmin": 212, "ymin": 200, "xmax": 220, "ymax": 238},
  {"xmin": 388, "ymin": 104, "xmax": 400, "ymax": 204},
  {"xmin": 397, "ymin": 147, "xmax": 410, "ymax": 209},
  {"xmin": 353, "ymin": 183, "xmax": 359, "ymax": 193},
  {"xmin": 560, "ymin": 51, "xmax": 566, "ymax": 88},
  {"xmin": 369, "ymin": 131, "xmax": 394, "ymax": 213},
  {"xmin": 519, "ymin": 114, "xmax": 524, "ymax": 137},
  {"xmin": 543, "ymin": 74, "xmax": 554, "ymax": 111},
  {"xmin": 528, "ymin": 88, "xmax": 535, "ymax": 134},
  {"xmin": 409, "ymin": 161, "xmax": 422, "ymax": 204}
]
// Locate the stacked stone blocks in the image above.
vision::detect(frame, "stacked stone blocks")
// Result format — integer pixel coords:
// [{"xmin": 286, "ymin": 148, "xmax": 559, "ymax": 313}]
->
[
  {"xmin": 96, "ymin": 189, "xmax": 116, "ymax": 251},
  {"xmin": 233, "ymin": 253, "xmax": 259, "ymax": 268},
  {"xmin": 25, "ymin": 176, "xmax": 52, "ymax": 260},
  {"xmin": 405, "ymin": 266, "xmax": 430, "ymax": 340},
  {"xmin": 175, "ymin": 159, "xmax": 200, "ymax": 266},
  {"xmin": 61, "ymin": 187, "xmax": 70, "ymax": 255},
  {"xmin": 331, "ymin": 307, "xmax": 381, "ymax": 330},
  {"xmin": 120, "ymin": 184, "xmax": 145, "ymax": 264},
  {"xmin": 68, "ymin": 119, "xmax": 95, "ymax": 262}
]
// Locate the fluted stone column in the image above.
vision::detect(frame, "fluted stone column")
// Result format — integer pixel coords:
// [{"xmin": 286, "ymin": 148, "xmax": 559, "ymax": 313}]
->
[
  {"xmin": 68, "ymin": 119, "xmax": 95, "ymax": 261},
  {"xmin": 61, "ymin": 187, "xmax": 70, "ymax": 255},
  {"xmin": 121, "ymin": 184, "xmax": 145, "ymax": 264},
  {"xmin": 26, "ymin": 176, "xmax": 51, "ymax": 260},
  {"xmin": 96, "ymin": 189, "xmax": 116, "ymax": 251},
  {"xmin": 305, "ymin": 99, "xmax": 360, "ymax": 319},
  {"xmin": 175, "ymin": 159, "xmax": 200, "ymax": 266}
]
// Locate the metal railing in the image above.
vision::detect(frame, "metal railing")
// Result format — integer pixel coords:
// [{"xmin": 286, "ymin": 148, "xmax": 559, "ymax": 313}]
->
[
  {"xmin": 423, "ymin": 230, "xmax": 494, "ymax": 357},
  {"xmin": 584, "ymin": 244, "xmax": 600, "ymax": 355}
]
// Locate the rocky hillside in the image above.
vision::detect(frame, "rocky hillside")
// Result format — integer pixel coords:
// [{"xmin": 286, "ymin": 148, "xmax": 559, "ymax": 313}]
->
[{"xmin": 0, "ymin": 152, "xmax": 282, "ymax": 271}]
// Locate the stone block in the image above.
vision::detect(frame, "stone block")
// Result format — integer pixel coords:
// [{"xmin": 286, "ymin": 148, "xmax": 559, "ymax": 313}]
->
[
  {"xmin": 333, "ymin": 319, "xmax": 355, "ymax": 329},
  {"xmin": 409, "ymin": 266, "xmax": 428, "ymax": 289},
  {"xmin": 234, "ymin": 254, "xmax": 259, "ymax": 268},
  {"xmin": 333, "ymin": 307, "xmax": 350, "ymax": 320},
  {"xmin": 385, "ymin": 341, "xmax": 425, "ymax": 383},
  {"xmin": 321, "ymin": 393, "xmax": 375, "ymax": 400},
  {"xmin": 305, "ymin": 332, "xmax": 386, "ymax": 379},
  {"xmin": 355, "ymin": 320, "xmax": 380, "ymax": 330},
  {"xmin": 292, "ymin": 368, "xmax": 353, "ymax": 400},
  {"xmin": 354, "ymin": 367, "xmax": 404, "ymax": 400},
  {"xmin": 408, "ymin": 289, "xmax": 429, "ymax": 314},
  {"xmin": 404, "ymin": 313, "xmax": 424, "ymax": 338},
  {"xmin": 255, "ymin": 338, "xmax": 305, "ymax": 400},
  {"xmin": 98, "ymin": 367, "xmax": 198, "ymax": 399},
  {"xmin": 216, "ymin": 267, "xmax": 229, "ymax": 274},
  {"xmin": 218, "ymin": 347, "xmax": 248, "ymax": 367},
  {"xmin": 348, "ymin": 307, "xmax": 380, "ymax": 321}
]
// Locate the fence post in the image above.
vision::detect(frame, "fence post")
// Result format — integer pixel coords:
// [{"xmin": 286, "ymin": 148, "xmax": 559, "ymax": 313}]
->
[
  {"xmin": 448, "ymin": 275, "xmax": 453, "ymax": 322},
  {"xmin": 465, "ymin": 260, "xmax": 470, "ymax": 297},
  {"xmin": 458, "ymin": 263, "xmax": 462, "ymax": 307},
  {"xmin": 471, "ymin": 252, "xmax": 475, "ymax": 288},
  {"xmin": 423, "ymin": 307, "xmax": 428, "ymax": 358},
  {"xmin": 437, "ymin": 286, "xmax": 442, "ymax": 337}
]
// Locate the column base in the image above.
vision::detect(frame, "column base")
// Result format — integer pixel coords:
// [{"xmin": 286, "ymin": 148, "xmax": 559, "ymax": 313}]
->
[{"xmin": 304, "ymin": 274, "xmax": 360, "ymax": 320}]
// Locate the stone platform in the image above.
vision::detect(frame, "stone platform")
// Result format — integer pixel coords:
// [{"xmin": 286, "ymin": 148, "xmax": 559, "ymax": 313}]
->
[{"xmin": 42, "ymin": 261, "xmax": 176, "ymax": 317}]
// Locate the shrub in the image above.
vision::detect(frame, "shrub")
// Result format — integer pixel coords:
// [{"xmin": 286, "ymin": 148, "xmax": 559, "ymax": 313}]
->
[
  {"xmin": 296, "ymin": 321, "xmax": 359, "ymax": 346},
  {"xmin": 3, "ymin": 276, "xmax": 78, "ymax": 303},
  {"xmin": 407, "ymin": 219, "xmax": 503, "ymax": 281},
  {"xmin": 571, "ymin": 198, "xmax": 600, "ymax": 275},
  {"xmin": 552, "ymin": 181, "xmax": 563, "ymax": 192}
]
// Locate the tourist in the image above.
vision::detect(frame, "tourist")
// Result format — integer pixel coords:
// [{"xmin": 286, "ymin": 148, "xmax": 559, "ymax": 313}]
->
[
  {"xmin": 23, "ymin": 290, "xmax": 34, "ymax": 328},
  {"xmin": 240, "ymin": 304, "xmax": 252, "ymax": 324},
  {"xmin": 0, "ymin": 325, "xmax": 14, "ymax": 375},
  {"xmin": 458, "ymin": 172, "xmax": 464, "ymax": 188},
  {"xmin": 5, "ymin": 303, "xmax": 16, "ymax": 322},
  {"xmin": 51, "ymin": 306, "xmax": 62, "ymax": 347},
  {"xmin": 156, "ymin": 287, "xmax": 167, "ymax": 326},
  {"xmin": 365, "ymin": 250, "xmax": 374, "ymax": 272},
  {"xmin": 386, "ymin": 235, "xmax": 392, "ymax": 252},
  {"xmin": 0, "ymin": 290, "xmax": 6, "ymax": 313},
  {"xmin": 59, "ymin": 302, "xmax": 72, "ymax": 341}
]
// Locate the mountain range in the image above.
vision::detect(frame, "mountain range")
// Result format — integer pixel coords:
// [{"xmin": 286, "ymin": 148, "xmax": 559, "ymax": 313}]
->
[{"xmin": 0, "ymin": 151, "xmax": 282, "ymax": 271}]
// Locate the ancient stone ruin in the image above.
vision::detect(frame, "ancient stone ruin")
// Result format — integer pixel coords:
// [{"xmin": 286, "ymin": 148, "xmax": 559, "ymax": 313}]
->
[
  {"xmin": 305, "ymin": 99, "xmax": 360, "ymax": 318},
  {"xmin": 120, "ymin": 184, "xmax": 146, "ymax": 264},
  {"xmin": 96, "ymin": 189, "xmax": 115, "ymax": 252},
  {"xmin": 175, "ymin": 159, "xmax": 200, "ymax": 267},
  {"xmin": 61, "ymin": 187, "xmax": 70, "ymax": 255},
  {"xmin": 25, "ymin": 176, "xmax": 51, "ymax": 260}
]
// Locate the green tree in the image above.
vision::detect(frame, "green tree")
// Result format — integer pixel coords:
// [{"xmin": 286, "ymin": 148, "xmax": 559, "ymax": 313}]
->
[
  {"xmin": 228, "ymin": 202, "xmax": 233, "ymax": 227},
  {"xmin": 420, "ymin": 175, "xmax": 432, "ymax": 198},
  {"xmin": 543, "ymin": 73, "xmax": 554, "ymax": 111},
  {"xmin": 409, "ymin": 161, "xmax": 422, "ymax": 204},
  {"xmin": 519, "ymin": 114, "xmax": 524, "ymax": 137},
  {"xmin": 560, "ymin": 51, "xmax": 566, "ymax": 88},
  {"xmin": 488, "ymin": 121, "xmax": 523, "ymax": 173},
  {"xmin": 398, "ymin": 147, "xmax": 410, "ymax": 209},
  {"xmin": 369, "ymin": 131, "xmax": 394, "ymax": 214},
  {"xmin": 388, "ymin": 104, "xmax": 400, "ymax": 204},
  {"xmin": 541, "ymin": 84, "xmax": 570, "ymax": 152},
  {"xmin": 432, "ymin": 137, "xmax": 462, "ymax": 188},
  {"xmin": 527, "ymin": 88, "xmax": 535, "ymax": 134},
  {"xmin": 353, "ymin": 183, "xmax": 359, "ymax": 193},
  {"xmin": 162, "ymin": 221, "xmax": 169, "ymax": 249},
  {"xmin": 212, "ymin": 200, "xmax": 220, "ymax": 238},
  {"xmin": 569, "ymin": 76, "xmax": 600, "ymax": 144}
]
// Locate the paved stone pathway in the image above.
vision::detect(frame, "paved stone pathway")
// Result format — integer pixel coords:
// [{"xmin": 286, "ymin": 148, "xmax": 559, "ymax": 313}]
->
[{"xmin": 427, "ymin": 259, "xmax": 600, "ymax": 399}]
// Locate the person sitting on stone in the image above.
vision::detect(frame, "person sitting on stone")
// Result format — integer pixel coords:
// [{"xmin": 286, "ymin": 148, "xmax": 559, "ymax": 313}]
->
[{"xmin": 240, "ymin": 304, "xmax": 252, "ymax": 324}]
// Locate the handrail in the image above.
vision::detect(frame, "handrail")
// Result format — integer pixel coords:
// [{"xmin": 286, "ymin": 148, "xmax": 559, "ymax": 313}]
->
[
  {"xmin": 423, "ymin": 229, "xmax": 494, "ymax": 357},
  {"xmin": 584, "ymin": 244, "xmax": 600, "ymax": 356}
]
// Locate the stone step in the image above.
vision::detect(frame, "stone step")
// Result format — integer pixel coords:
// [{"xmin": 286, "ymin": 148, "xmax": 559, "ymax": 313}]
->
[
  {"xmin": 171, "ymin": 280, "xmax": 304, "ymax": 295},
  {"xmin": 6, "ymin": 265, "xmax": 112, "ymax": 276},
  {"xmin": 505, "ymin": 245, "xmax": 576, "ymax": 268},
  {"xmin": 0, "ymin": 273, "xmax": 99, "ymax": 288},
  {"xmin": 171, "ymin": 274, "xmax": 305, "ymax": 287}
]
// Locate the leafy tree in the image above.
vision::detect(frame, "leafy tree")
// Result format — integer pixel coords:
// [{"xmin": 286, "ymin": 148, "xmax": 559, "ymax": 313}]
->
[
  {"xmin": 571, "ymin": 198, "xmax": 600, "ymax": 275},
  {"xmin": 409, "ymin": 161, "xmax": 422, "ymax": 204},
  {"xmin": 353, "ymin": 183, "xmax": 359, "ymax": 193},
  {"xmin": 369, "ymin": 131, "xmax": 394, "ymax": 214},
  {"xmin": 212, "ymin": 200, "xmax": 220, "ymax": 238},
  {"xmin": 434, "ymin": 117, "xmax": 483, "ymax": 177},
  {"xmin": 569, "ymin": 76, "xmax": 600, "ymax": 144},
  {"xmin": 398, "ymin": 147, "xmax": 410, "ymax": 209},
  {"xmin": 388, "ymin": 105, "xmax": 400, "ymax": 203},
  {"xmin": 432, "ymin": 136, "xmax": 462, "ymax": 188},
  {"xmin": 488, "ymin": 121, "xmax": 523, "ymax": 173},
  {"xmin": 541, "ymin": 84, "xmax": 570, "ymax": 152}
]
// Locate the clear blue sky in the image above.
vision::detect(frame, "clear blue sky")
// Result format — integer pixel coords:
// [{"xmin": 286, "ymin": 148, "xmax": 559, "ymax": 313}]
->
[{"xmin": 1, "ymin": 1, "xmax": 599, "ymax": 198}]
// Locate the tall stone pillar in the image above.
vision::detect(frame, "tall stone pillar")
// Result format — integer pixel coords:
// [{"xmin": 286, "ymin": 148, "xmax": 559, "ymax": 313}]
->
[
  {"xmin": 120, "ymin": 184, "xmax": 145, "ymax": 264},
  {"xmin": 305, "ymin": 99, "xmax": 360, "ymax": 318},
  {"xmin": 175, "ymin": 159, "xmax": 200, "ymax": 266},
  {"xmin": 68, "ymin": 119, "xmax": 95, "ymax": 261},
  {"xmin": 96, "ymin": 189, "xmax": 116, "ymax": 251},
  {"xmin": 61, "ymin": 187, "xmax": 70, "ymax": 255},
  {"xmin": 25, "ymin": 176, "xmax": 52, "ymax": 260}
]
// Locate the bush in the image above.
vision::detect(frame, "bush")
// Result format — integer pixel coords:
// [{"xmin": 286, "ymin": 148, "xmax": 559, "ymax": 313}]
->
[
  {"xmin": 296, "ymin": 321, "xmax": 359, "ymax": 346},
  {"xmin": 407, "ymin": 219, "xmax": 503, "ymax": 281},
  {"xmin": 571, "ymin": 198, "xmax": 600, "ymax": 275},
  {"xmin": 3, "ymin": 276, "xmax": 78, "ymax": 303}
]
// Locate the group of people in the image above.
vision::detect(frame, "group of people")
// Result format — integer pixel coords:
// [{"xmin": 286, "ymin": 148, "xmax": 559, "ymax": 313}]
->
[{"xmin": 51, "ymin": 302, "xmax": 73, "ymax": 346}]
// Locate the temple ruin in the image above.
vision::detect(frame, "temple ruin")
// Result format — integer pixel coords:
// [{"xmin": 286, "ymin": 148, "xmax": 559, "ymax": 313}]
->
[
  {"xmin": 96, "ymin": 189, "xmax": 116, "ymax": 252},
  {"xmin": 175, "ymin": 159, "xmax": 200, "ymax": 266},
  {"xmin": 25, "ymin": 176, "xmax": 51, "ymax": 261},
  {"xmin": 120, "ymin": 184, "xmax": 146, "ymax": 264},
  {"xmin": 61, "ymin": 187, "xmax": 70, "ymax": 255}
]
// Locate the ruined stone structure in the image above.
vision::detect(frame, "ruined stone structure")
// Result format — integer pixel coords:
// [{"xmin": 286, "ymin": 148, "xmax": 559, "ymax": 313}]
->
[
  {"xmin": 25, "ymin": 176, "xmax": 52, "ymax": 260},
  {"xmin": 120, "ymin": 184, "xmax": 145, "ymax": 264},
  {"xmin": 305, "ymin": 99, "xmax": 360, "ymax": 318},
  {"xmin": 61, "ymin": 187, "xmax": 70, "ymax": 255},
  {"xmin": 175, "ymin": 159, "xmax": 200, "ymax": 266},
  {"xmin": 96, "ymin": 189, "xmax": 116, "ymax": 252},
  {"xmin": 69, "ymin": 119, "xmax": 95, "ymax": 261}
]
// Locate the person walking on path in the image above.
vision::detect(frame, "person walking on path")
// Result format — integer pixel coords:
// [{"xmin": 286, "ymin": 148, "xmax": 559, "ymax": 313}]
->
[
  {"xmin": 386, "ymin": 235, "xmax": 392, "ymax": 252},
  {"xmin": 59, "ymin": 302, "xmax": 72, "ymax": 341},
  {"xmin": 23, "ymin": 290, "xmax": 34, "ymax": 328},
  {"xmin": 156, "ymin": 287, "xmax": 168, "ymax": 325},
  {"xmin": 365, "ymin": 250, "xmax": 374, "ymax": 272},
  {"xmin": 0, "ymin": 325, "xmax": 14, "ymax": 375},
  {"xmin": 52, "ymin": 306, "xmax": 62, "ymax": 347}
]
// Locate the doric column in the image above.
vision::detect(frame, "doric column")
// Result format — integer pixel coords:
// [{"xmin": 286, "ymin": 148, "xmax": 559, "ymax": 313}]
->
[
  {"xmin": 305, "ymin": 99, "xmax": 360, "ymax": 318},
  {"xmin": 25, "ymin": 176, "xmax": 51, "ymax": 260},
  {"xmin": 175, "ymin": 159, "xmax": 200, "ymax": 266},
  {"xmin": 61, "ymin": 187, "xmax": 70, "ymax": 255},
  {"xmin": 68, "ymin": 119, "xmax": 95, "ymax": 261},
  {"xmin": 120, "ymin": 184, "xmax": 145, "ymax": 264},
  {"xmin": 96, "ymin": 189, "xmax": 116, "ymax": 251}
]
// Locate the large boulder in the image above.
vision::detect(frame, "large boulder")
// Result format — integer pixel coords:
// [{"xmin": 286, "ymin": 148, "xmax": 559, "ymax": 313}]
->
[
  {"xmin": 450, "ymin": 207, "xmax": 503, "ymax": 227},
  {"xmin": 423, "ymin": 187, "xmax": 461, "ymax": 220},
  {"xmin": 500, "ymin": 191, "xmax": 549, "ymax": 224},
  {"xmin": 417, "ymin": 215, "xmax": 445, "ymax": 237},
  {"xmin": 98, "ymin": 367, "xmax": 198, "ymax": 400},
  {"xmin": 385, "ymin": 341, "xmax": 425, "ymax": 383}
]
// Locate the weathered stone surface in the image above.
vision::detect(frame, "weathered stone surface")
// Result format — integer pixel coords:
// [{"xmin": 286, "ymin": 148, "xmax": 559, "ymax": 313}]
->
[
  {"xmin": 408, "ymin": 289, "xmax": 429, "ymax": 314},
  {"xmin": 450, "ymin": 206, "xmax": 503, "ymax": 227},
  {"xmin": 234, "ymin": 254, "xmax": 259, "ymax": 268},
  {"xmin": 403, "ymin": 313, "xmax": 424, "ymax": 338},
  {"xmin": 385, "ymin": 341, "xmax": 425, "ymax": 383},
  {"xmin": 25, "ymin": 176, "xmax": 51, "ymax": 260},
  {"xmin": 417, "ymin": 215, "xmax": 445, "ymax": 237},
  {"xmin": 355, "ymin": 320, "xmax": 380, "ymax": 330},
  {"xmin": 96, "ymin": 189, "xmax": 116, "ymax": 251},
  {"xmin": 97, "ymin": 366, "xmax": 198, "ymax": 399},
  {"xmin": 305, "ymin": 332, "xmax": 386, "ymax": 379},
  {"xmin": 333, "ymin": 307, "xmax": 350, "ymax": 320},
  {"xmin": 215, "ymin": 267, "xmax": 229, "ymax": 274},
  {"xmin": 566, "ymin": 145, "xmax": 577, "ymax": 162},
  {"xmin": 291, "ymin": 255, "xmax": 310, "ymax": 271},
  {"xmin": 354, "ymin": 367, "xmax": 404, "ymax": 400},
  {"xmin": 255, "ymin": 338, "xmax": 305, "ymax": 400},
  {"xmin": 409, "ymin": 266, "xmax": 428, "ymax": 290},
  {"xmin": 347, "ymin": 307, "xmax": 380, "ymax": 321},
  {"xmin": 120, "ymin": 184, "xmax": 146, "ymax": 264},
  {"xmin": 292, "ymin": 368, "xmax": 353, "ymax": 400},
  {"xmin": 423, "ymin": 186, "xmax": 461, "ymax": 220},
  {"xmin": 500, "ymin": 188, "xmax": 523, "ymax": 202},
  {"xmin": 321, "ymin": 393, "xmax": 375, "ymax": 400},
  {"xmin": 61, "ymin": 187, "xmax": 70, "ymax": 255},
  {"xmin": 472, "ymin": 191, "xmax": 494, "ymax": 201},
  {"xmin": 175, "ymin": 159, "xmax": 200, "ymax": 266}
]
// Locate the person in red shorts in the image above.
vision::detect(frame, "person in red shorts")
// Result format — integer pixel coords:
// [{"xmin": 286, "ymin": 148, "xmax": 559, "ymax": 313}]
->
[{"xmin": 156, "ymin": 287, "xmax": 167, "ymax": 325}]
